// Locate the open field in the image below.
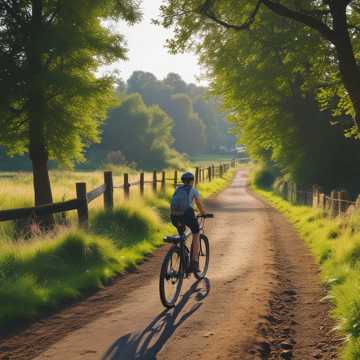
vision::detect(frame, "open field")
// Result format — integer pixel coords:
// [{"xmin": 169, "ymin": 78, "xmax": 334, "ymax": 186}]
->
[
  {"xmin": 0, "ymin": 166, "xmax": 239, "ymax": 330},
  {"xmin": 189, "ymin": 153, "xmax": 237, "ymax": 166}
]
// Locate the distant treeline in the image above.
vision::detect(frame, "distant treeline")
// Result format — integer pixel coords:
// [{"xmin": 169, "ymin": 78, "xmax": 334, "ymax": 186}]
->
[
  {"xmin": 0, "ymin": 72, "xmax": 235, "ymax": 171},
  {"xmin": 95, "ymin": 71, "xmax": 235, "ymax": 169}
]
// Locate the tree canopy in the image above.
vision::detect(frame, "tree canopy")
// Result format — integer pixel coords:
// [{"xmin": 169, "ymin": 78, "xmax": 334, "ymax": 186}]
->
[
  {"xmin": 126, "ymin": 71, "xmax": 235, "ymax": 155},
  {"xmin": 0, "ymin": 0, "xmax": 140, "ymax": 206},
  {"xmin": 159, "ymin": 0, "xmax": 360, "ymax": 192},
  {"xmin": 99, "ymin": 93, "xmax": 186, "ymax": 170},
  {"xmin": 159, "ymin": 0, "xmax": 360, "ymax": 136}
]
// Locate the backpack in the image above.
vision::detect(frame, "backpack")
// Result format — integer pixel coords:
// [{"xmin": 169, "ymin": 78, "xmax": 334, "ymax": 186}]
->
[{"xmin": 170, "ymin": 185, "xmax": 192, "ymax": 215}]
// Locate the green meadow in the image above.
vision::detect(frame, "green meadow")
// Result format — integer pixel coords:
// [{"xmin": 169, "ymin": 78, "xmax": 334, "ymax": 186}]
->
[{"xmin": 0, "ymin": 167, "xmax": 238, "ymax": 329}]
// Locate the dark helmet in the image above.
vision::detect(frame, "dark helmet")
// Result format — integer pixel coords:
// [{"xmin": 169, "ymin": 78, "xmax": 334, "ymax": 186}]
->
[{"xmin": 181, "ymin": 172, "xmax": 195, "ymax": 183}]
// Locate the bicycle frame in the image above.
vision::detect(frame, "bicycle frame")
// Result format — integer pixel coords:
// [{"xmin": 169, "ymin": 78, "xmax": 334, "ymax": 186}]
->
[{"xmin": 176, "ymin": 216, "xmax": 210, "ymax": 276}]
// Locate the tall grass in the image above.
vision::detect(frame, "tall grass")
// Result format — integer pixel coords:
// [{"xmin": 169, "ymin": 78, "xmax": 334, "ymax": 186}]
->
[
  {"xmin": 253, "ymin": 186, "xmax": 360, "ymax": 359},
  {"xmin": 0, "ymin": 167, "xmax": 239, "ymax": 330}
]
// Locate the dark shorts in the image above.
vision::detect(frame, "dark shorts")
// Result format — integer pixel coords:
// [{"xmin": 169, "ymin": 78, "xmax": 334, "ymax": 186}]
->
[{"xmin": 171, "ymin": 208, "xmax": 200, "ymax": 234}]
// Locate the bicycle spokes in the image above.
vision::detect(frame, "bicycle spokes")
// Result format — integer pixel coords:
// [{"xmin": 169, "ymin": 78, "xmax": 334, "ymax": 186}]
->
[{"xmin": 160, "ymin": 247, "xmax": 183, "ymax": 308}]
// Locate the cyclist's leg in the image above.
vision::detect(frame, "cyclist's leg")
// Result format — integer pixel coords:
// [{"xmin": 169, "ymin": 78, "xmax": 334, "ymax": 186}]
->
[
  {"xmin": 183, "ymin": 208, "xmax": 200, "ymax": 267},
  {"xmin": 170, "ymin": 214, "xmax": 186, "ymax": 235}
]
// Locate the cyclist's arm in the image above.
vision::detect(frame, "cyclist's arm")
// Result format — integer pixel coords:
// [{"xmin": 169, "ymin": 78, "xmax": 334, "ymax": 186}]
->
[{"xmin": 195, "ymin": 197, "xmax": 206, "ymax": 215}]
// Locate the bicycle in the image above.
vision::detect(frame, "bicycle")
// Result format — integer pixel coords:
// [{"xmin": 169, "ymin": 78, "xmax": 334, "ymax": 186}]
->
[{"xmin": 159, "ymin": 213, "xmax": 214, "ymax": 308}]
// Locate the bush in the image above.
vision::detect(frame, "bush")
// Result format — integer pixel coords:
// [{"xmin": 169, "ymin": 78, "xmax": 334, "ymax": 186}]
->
[{"xmin": 251, "ymin": 163, "xmax": 278, "ymax": 189}]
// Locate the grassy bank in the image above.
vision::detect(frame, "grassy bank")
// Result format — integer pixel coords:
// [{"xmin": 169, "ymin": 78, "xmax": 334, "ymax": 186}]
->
[
  {"xmin": 0, "ymin": 168, "xmax": 238, "ymax": 330},
  {"xmin": 253, "ymin": 186, "xmax": 360, "ymax": 359}
]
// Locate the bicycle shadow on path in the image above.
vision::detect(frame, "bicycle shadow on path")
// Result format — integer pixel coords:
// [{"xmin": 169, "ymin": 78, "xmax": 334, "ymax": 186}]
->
[{"xmin": 102, "ymin": 278, "xmax": 211, "ymax": 360}]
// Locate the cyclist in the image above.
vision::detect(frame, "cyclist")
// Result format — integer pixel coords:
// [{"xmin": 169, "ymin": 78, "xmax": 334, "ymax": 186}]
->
[{"xmin": 170, "ymin": 172, "xmax": 206, "ymax": 273}]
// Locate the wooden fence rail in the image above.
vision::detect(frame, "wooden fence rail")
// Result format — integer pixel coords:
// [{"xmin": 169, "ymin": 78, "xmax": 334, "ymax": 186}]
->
[
  {"xmin": 0, "ymin": 159, "xmax": 241, "ymax": 228},
  {"xmin": 278, "ymin": 181, "xmax": 360, "ymax": 218}
]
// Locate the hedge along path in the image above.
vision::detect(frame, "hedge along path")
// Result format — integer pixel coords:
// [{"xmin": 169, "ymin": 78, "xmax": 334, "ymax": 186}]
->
[{"xmin": 0, "ymin": 169, "xmax": 340, "ymax": 360}]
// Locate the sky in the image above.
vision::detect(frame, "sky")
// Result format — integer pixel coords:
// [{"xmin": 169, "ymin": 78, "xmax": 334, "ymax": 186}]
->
[{"xmin": 102, "ymin": 0, "xmax": 205, "ymax": 84}]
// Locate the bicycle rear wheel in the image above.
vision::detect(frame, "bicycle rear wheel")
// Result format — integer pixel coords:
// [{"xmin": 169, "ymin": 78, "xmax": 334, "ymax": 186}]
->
[
  {"xmin": 159, "ymin": 246, "xmax": 183, "ymax": 308},
  {"xmin": 195, "ymin": 234, "xmax": 210, "ymax": 280}
]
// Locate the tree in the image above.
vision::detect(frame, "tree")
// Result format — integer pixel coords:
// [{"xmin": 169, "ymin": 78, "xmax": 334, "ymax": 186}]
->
[
  {"xmin": 160, "ymin": 1, "xmax": 360, "ymax": 190},
  {"xmin": 99, "ymin": 93, "xmax": 185, "ymax": 169},
  {"xmin": 0, "ymin": 0, "xmax": 140, "ymax": 207},
  {"xmin": 169, "ymin": 93, "xmax": 207, "ymax": 154},
  {"xmin": 126, "ymin": 71, "xmax": 232, "ymax": 154},
  {"xmin": 159, "ymin": 0, "xmax": 360, "ymax": 136},
  {"xmin": 193, "ymin": 96, "xmax": 235, "ymax": 152}
]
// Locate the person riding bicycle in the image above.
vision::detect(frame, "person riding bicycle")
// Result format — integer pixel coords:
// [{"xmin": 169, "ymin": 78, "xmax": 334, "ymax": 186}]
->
[{"xmin": 170, "ymin": 172, "xmax": 206, "ymax": 274}]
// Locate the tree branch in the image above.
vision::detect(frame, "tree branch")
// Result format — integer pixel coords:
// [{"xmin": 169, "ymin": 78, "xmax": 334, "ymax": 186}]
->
[
  {"xmin": 199, "ymin": 0, "xmax": 262, "ymax": 31},
  {"xmin": 261, "ymin": 0, "xmax": 336, "ymax": 43}
]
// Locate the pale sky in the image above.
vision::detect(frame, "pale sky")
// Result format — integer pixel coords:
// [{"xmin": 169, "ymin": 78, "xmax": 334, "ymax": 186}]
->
[{"xmin": 102, "ymin": 0, "xmax": 204, "ymax": 84}]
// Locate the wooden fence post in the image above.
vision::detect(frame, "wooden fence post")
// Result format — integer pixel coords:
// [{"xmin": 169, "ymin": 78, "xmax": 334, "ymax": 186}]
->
[
  {"xmin": 153, "ymin": 171, "xmax": 157, "ymax": 193},
  {"xmin": 320, "ymin": 193, "xmax": 326, "ymax": 211},
  {"xmin": 140, "ymin": 172, "xmax": 144, "ymax": 196},
  {"xmin": 292, "ymin": 184, "xmax": 296, "ymax": 203},
  {"xmin": 174, "ymin": 170, "xmax": 177, "ymax": 188},
  {"xmin": 174, "ymin": 170, "xmax": 178, "ymax": 188},
  {"xmin": 330, "ymin": 190, "xmax": 338, "ymax": 217},
  {"xmin": 208, "ymin": 166, "xmax": 212, "ymax": 182},
  {"xmin": 338, "ymin": 190, "xmax": 349, "ymax": 215},
  {"xmin": 161, "ymin": 171, "xmax": 166, "ymax": 191},
  {"xmin": 124, "ymin": 173, "xmax": 130, "ymax": 199},
  {"xmin": 356, "ymin": 194, "xmax": 360, "ymax": 209},
  {"xmin": 76, "ymin": 182, "xmax": 88, "ymax": 229},
  {"xmin": 195, "ymin": 167, "xmax": 199, "ymax": 185},
  {"xmin": 212, "ymin": 165, "xmax": 215, "ymax": 178},
  {"xmin": 312, "ymin": 185, "xmax": 317, "ymax": 208},
  {"xmin": 104, "ymin": 171, "xmax": 113, "ymax": 210}
]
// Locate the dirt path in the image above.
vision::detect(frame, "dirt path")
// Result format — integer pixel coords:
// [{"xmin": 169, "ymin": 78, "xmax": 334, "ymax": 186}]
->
[{"xmin": 0, "ymin": 170, "xmax": 340, "ymax": 359}]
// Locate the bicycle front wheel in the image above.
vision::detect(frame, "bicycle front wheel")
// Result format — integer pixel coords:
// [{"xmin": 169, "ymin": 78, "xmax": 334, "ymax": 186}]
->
[
  {"xmin": 194, "ymin": 234, "xmax": 210, "ymax": 280},
  {"xmin": 159, "ymin": 246, "xmax": 183, "ymax": 308}
]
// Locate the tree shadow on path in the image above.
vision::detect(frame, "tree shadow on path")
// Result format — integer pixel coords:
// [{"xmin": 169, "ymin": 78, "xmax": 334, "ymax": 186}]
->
[{"xmin": 102, "ymin": 278, "xmax": 211, "ymax": 360}]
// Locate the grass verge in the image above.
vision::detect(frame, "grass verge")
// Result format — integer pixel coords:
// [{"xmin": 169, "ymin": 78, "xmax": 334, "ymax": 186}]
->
[
  {"xmin": 0, "ymin": 168, "xmax": 239, "ymax": 330},
  {"xmin": 253, "ymin": 185, "xmax": 360, "ymax": 359}
]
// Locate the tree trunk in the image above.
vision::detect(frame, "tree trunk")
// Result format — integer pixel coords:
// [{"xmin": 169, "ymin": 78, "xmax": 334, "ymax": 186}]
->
[
  {"xmin": 29, "ymin": 142, "xmax": 53, "ymax": 207},
  {"xmin": 28, "ymin": 111, "xmax": 54, "ymax": 228},
  {"xmin": 27, "ymin": 0, "xmax": 54, "ymax": 228},
  {"xmin": 330, "ymin": 2, "xmax": 360, "ymax": 130},
  {"xmin": 261, "ymin": 0, "xmax": 360, "ymax": 132}
]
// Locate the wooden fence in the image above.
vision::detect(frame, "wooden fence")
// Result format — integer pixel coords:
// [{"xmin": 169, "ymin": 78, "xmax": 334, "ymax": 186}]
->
[
  {"xmin": 277, "ymin": 182, "xmax": 359, "ymax": 217},
  {"xmin": 0, "ymin": 160, "xmax": 239, "ymax": 229}
]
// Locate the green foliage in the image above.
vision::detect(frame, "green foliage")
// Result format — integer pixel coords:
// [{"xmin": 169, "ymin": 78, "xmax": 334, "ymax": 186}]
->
[
  {"xmin": 159, "ymin": 0, "xmax": 360, "ymax": 134},
  {"xmin": 158, "ymin": 1, "xmax": 360, "ymax": 191},
  {"xmin": 251, "ymin": 163, "xmax": 278, "ymax": 190},
  {"xmin": 126, "ymin": 71, "xmax": 235, "ymax": 155},
  {"xmin": 170, "ymin": 93, "xmax": 207, "ymax": 154},
  {"xmin": 0, "ymin": 0, "xmax": 140, "ymax": 166},
  {"xmin": 0, "ymin": 201, "xmax": 167, "ymax": 328},
  {"xmin": 98, "ymin": 93, "xmax": 187, "ymax": 170},
  {"xmin": 254, "ymin": 187, "xmax": 360, "ymax": 359}
]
